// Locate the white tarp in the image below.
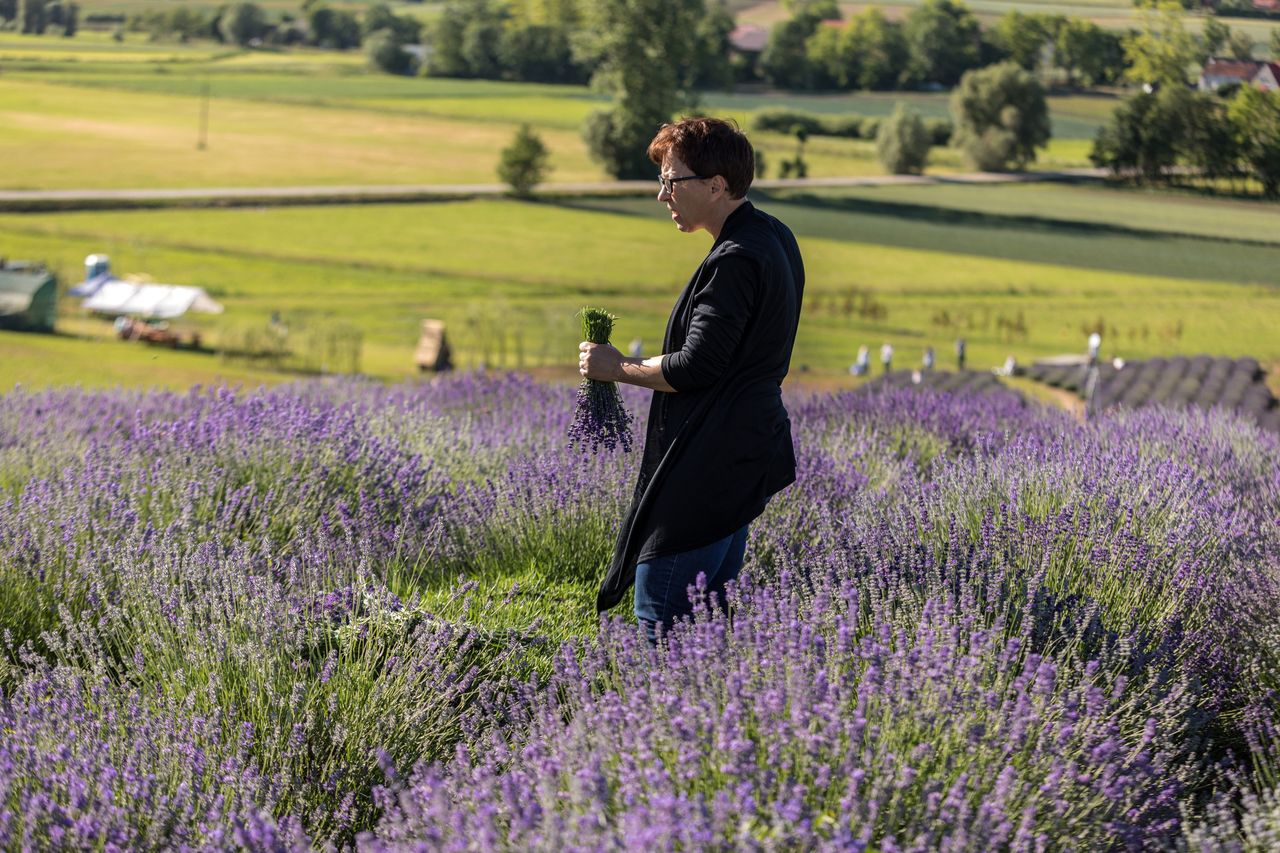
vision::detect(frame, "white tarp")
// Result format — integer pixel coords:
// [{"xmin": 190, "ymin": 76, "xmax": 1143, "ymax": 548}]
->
[
  {"xmin": 68, "ymin": 273, "xmax": 114, "ymax": 298},
  {"xmin": 81, "ymin": 282, "xmax": 224, "ymax": 319}
]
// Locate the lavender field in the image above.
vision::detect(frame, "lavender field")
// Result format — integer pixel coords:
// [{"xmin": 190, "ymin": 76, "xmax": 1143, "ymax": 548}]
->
[{"xmin": 2, "ymin": 375, "xmax": 1279, "ymax": 850}]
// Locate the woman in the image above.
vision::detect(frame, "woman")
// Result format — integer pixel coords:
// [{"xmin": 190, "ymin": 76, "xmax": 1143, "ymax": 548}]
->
[{"xmin": 578, "ymin": 117, "xmax": 806, "ymax": 642}]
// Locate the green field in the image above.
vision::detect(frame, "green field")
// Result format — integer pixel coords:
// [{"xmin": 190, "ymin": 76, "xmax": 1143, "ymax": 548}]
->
[
  {"xmin": 0, "ymin": 27, "xmax": 1109, "ymax": 192},
  {"xmin": 0, "ymin": 74, "xmax": 1096, "ymax": 191},
  {"xmin": 3, "ymin": 183, "xmax": 1277, "ymax": 391},
  {"xmin": 2, "ymin": 30, "xmax": 1277, "ymax": 394}
]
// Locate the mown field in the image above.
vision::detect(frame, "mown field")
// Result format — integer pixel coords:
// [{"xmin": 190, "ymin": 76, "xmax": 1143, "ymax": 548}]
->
[{"xmin": 0, "ymin": 29, "xmax": 1107, "ymax": 192}]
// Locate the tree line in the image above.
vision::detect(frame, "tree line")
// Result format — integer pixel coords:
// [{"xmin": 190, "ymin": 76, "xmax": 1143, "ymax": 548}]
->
[
  {"xmin": 0, "ymin": 1, "xmax": 425, "ymax": 74},
  {"xmin": 425, "ymin": 0, "xmax": 1125, "ymax": 92},
  {"xmin": 1, "ymin": 0, "xmax": 79, "ymax": 36},
  {"xmin": 1088, "ymin": 1, "xmax": 1280, "ymax": 196}
]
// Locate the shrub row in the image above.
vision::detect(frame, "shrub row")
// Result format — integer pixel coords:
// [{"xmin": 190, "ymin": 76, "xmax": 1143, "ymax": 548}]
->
[{"xmin": 753, "ymin": 107, "xmax": 953, "ymax": 146}]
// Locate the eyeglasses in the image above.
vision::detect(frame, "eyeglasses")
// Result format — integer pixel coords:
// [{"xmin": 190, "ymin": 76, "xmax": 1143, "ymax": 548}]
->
[{"xmin": 658, "ymin": 174, "xmax": 706, "ymax": 193}]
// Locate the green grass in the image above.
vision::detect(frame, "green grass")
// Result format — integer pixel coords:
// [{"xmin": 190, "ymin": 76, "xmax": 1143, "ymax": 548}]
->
[
  {"xmin": 788, "ymin": 181, "xmax": 1280, "ymax": 245},
  {"xmin": 0, "ymin": 73, "xmax": 1100, "ymax": 190},
  {"xmin": 3, "ymin": 186, "xmax": 1277, "ymax": 391}
]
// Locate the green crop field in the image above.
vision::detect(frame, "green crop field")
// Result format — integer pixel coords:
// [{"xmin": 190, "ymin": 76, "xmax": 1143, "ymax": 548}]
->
[{"xmin": 3, "ymin": 183, "xmax": 1277, "ymax": 392}]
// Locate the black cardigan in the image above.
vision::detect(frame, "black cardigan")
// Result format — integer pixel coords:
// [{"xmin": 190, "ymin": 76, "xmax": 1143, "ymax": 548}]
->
[{"xmin": 596, "ymin": 201, "xmax": 805, "ymax": 612}]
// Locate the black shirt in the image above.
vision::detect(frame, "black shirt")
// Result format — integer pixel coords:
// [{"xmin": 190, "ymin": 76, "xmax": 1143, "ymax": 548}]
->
[{"xmin": 597, "ymin": 200, "xmax": 805, "ymax": 612}]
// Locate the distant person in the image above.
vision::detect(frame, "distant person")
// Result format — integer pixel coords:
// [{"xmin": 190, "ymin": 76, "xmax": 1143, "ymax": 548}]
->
[
  {"xmin": 955, "ymin": 337, "xmax": 966, "ymax": 370},
  {"xmin": 628, "ymin": 338, "xmax": 644, "ymax": 358},
  {"xmin": 923, "ymin": 346, "xmax": 935, "ymax": 371},
  {"xmin": 1001, "ymin": 354, "xmax": 1017, "ymax": 376},
  {"xmin": 880, "ymin": 342, "xmax": 894, "ymax": 374},
  {"xmin": 1087, "ymin": 332, "xmax": 1102, "ymax": 367},
  {"xmin": 850, "ymin": 344, "xmax": 869, "ymax": 376},
  {"xmin": 577, "ymin": 117, "xmax": 805, "ymax": 645},
  {"xmin": 911, "ymin": 369, "xmax": 922, "ymax": 385}
]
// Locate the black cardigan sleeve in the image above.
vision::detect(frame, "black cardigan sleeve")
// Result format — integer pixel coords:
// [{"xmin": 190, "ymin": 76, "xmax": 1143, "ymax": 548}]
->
[{"xmin": 659, "ymin": 253, "xmax": 759, "ymax": 392}]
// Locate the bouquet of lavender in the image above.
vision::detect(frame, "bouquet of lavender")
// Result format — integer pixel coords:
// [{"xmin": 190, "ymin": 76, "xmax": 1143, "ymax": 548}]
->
[{"xmin": 569, "ymin": 307, "xmax": 635, "ymax": 455}]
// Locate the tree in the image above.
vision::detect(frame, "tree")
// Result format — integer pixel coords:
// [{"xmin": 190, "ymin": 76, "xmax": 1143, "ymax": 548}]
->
[
  {"xmin": 691, "ymin": 0, "xmax": 736, "ymax": 90},
  {"xmin": 499, "ymin": 23, "xmax": 586, "ymax": 83},
  {"xmin": 990, "ymin": 11, "xmax": 1063, "ymax": 71},
  {"xmin": 20, "ymin": 0, "xmax": 48, "ymax": 33},
  {"xmin": 876, "ymin": 103, "xmax": 931, "ymax": 174},
  {"xmin": 761, "ymin": 0, "xmax": 839, "ymax": 89},
  {"xmin": 424, "ymin": 0, "xmax": 508, "ymax": 78},
  {"xmin": 903, "ymin": 0, "xmax": 982, "ymax": 87},
  {"xmin": 460, "ymin": 16, "xmax": 505, "ymax": 77},
  {"xmin": 577, "ymin": 0, "xmax": 709, "ymax": 179},
  {"xmin": 1228, "ymin": 86, "xmax": 1280, "ymax": 196},
  {"xmin": 0, "ymin": 0, "xmax": 14, "ymax": 24},
  {"xmin": 366, "ymin": 27, "xmax": 415, "ymax": 74},
  {"xmin": 1180, "ymin": 90, "xmax": 1240, "ymax": 187},
  {"xmin": 1227, "ymin": 31, "xmax": 1253, "ymax": 61},
  {"xmin": 307, "ymin": 5, "xmax": 360, "ymax": 49},
  {"xmin": 1271, "ymin": 29, "xmax": 1280, "ymax": 60},
  {"xmin": 1122, "ymin": 0, "xmax": 1198, "ymax": 88},
  {"xmin": 1055, "ymin": 19, "xmax": 1125, "ymax": 87},
  {"xmin": 61, "ymin": 0, "xmax": 74, "ymax": 35},
  {"xmin": 1089, "ymin": 89, "xmax": 1183, "ymax": 182},
  {"xmin": 950, "ymin": 62, "xmax": 1050, "ymax": 171},
  {"xmin": 364, "ymin": 3, "xmax": 421, "ymax": 43},
  {"xmin": 808, "ymin": 7, "xmax": 907, "ymax": 90},
  {"xmin": 220, "ymin": 2, "xmax": 267, "ymax": 47},
  {"xmin": 1200, "ymin": 14, "xmax": 1229, "ymax": 63},
  {"xmin": 498, "ymin": 124, "xmax": 551, "ymax": 196},
  {"xmin": 846, "ymin": 8, "xmax": 908, "ymax": 90}
]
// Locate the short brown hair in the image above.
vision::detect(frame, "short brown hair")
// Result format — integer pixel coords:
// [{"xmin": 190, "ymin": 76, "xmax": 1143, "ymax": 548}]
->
[{"xmin": 648, "ymin": 117, "xmax": 754, "ymax": 199}]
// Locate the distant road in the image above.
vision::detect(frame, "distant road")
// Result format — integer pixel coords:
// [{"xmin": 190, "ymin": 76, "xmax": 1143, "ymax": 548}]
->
[{"xmin": 0, "ymin": 169, "xmax": 1108, "ymax": 211}]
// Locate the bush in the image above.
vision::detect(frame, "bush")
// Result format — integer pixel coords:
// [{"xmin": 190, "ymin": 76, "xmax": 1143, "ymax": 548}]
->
[
  {"xmin": 366, "ymin": 28, "xmax": 415, "ymax": 75},
  {"xmin": 1090, "ymin": 89, "xmax": 1183, "ymax": 183},
  {"xmin": 877, "ymin": 103, "xmax": 931, "ymax": 174},
  {"xmin": 583, "ymin": 108, "xmax": 661, "ymax": 180},
  {"xmin": 752, "ymin": 109, "xmax": 946, "ymax": 144},
  {"xmin": 752, "ymin": 108, "xmax": 827, "ymax": 137},
  {"xmin": 924, "ymin": 117, "xmax": 953, "ymax": 145},
  {"xmin": 497, "ymin": 124, "xmax": 551, "ymax": 197},
  {"xmin": 219, "ymin": 2, "xmax": 267, "ymax": 47},
  {"xmin": 822, "ymin": 116, "xmax": 867, "ymax": 138}
]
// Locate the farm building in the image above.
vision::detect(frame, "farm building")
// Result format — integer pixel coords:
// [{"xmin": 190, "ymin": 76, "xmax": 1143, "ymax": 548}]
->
[
  {"xmin": 0, "ymin": 261, "xmax": 57, "ymax": 332},
  {"xmin": 1198, "ymin": 59, "xmax": 1280, "ymax": 92}
]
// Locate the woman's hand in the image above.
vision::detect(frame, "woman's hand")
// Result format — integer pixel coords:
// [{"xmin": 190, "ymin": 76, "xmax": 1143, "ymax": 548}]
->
[
  {"xmin": 579, "ymin": 341, "xmax": 623, "ymax": 382},
  {"xmin": 579, "ymin": 342, "xmax": 677, "ymax": 393}
]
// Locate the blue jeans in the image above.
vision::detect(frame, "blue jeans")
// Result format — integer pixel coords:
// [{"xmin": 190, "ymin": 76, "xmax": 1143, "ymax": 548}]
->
[{"xmin": 634, "ymin": 524, "xmax": 749, "ymax": 644}]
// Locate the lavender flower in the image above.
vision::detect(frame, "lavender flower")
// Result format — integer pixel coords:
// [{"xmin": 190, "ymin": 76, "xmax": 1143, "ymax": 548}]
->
[
  {"xmin": 1, "ymin": 376, "xmax": 1277, "ymax": 847},
  {"xmin": 568, "ymin": 307, "xmax": 634, "ymax": 455}
]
